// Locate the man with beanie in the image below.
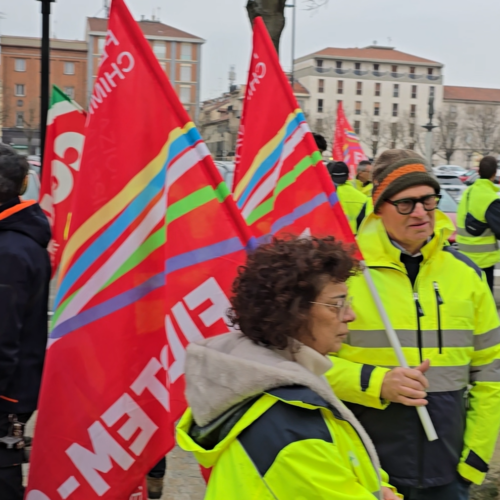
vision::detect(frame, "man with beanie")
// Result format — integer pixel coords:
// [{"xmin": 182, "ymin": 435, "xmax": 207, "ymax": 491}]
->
[
  {"xmin": 327, "ymin": 161, "xmax": 368, "ymax": 234},
  {"xmin": 352, "ymin": 159, "xmax": 374, "ymax": 196},
  {"xmin": 456, "ymin": 155, "xmax": 500, "ymax": 292},
  {"xmin": 326, "ymin": 149, "xmax": 500, "ymax": 499},
  {"xmin": 0, "ymin": 144, "xmax": 51, "ymax": 499}
]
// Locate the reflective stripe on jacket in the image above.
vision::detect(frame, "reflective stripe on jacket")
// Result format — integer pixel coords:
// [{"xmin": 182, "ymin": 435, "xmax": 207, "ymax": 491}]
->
[
  {"xmin": 456, "ymin": 179, "xmax": 500, "ymax": 268},
  {"xmin": 326, "ymin": 210, "xmax": 500, "ymax": 487},
  {"xmin": 335, "ymin": 183, "xmax": 368, "ymax": 234},
  {"xmin": 178, "ymin": 386, "xmax": 393, "ymax": 500}
]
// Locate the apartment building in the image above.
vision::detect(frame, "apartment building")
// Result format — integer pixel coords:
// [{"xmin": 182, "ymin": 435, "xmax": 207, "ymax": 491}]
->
[
  {"xmin": 86, "ymin": 17, "xmax": 205, "ymax": 122},
  {"xmin": 0, "ymin": 35, "xmax": 87, "ymax": 154},
  {"xmin": 294, "ymin": 45, "xmax": 444, "ymax": 157}
]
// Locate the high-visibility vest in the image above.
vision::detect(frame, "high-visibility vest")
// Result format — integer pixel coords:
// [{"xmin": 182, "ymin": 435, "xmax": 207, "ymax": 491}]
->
[
  {"xmin": 326, "ymin": 211, "xmax": 500, "ymax": 486},
  {"xmin": 456, "ymin": 179, "xmax": 500, "ymax": 268},
  {"xmin": 351, "ymin": 178, "xmax": 373, "ymax": 197},
  {"xmin": 335, "ymin": 182, "xmax": 368, "ymax": 234}
]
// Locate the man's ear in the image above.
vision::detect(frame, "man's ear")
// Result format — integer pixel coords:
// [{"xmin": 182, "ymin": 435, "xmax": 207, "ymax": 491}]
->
[{"xmin": 19, "ymin": 176, "xmax": 28, "ymax": 196}]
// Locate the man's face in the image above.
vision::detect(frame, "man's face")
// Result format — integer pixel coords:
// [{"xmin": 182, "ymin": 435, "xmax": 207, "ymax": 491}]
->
[
  {"xmin": 358, "ymin": 165, "xmax": 373, "ymax": 183},
  {"xmin": 378, "ymin": 185, "xmax": 436, "ymax": 249}
]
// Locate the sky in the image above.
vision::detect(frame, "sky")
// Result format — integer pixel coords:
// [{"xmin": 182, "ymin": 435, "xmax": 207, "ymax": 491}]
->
[{"xmin": 1, "ymin": 0, "xmax": 499, "ymax": 101}]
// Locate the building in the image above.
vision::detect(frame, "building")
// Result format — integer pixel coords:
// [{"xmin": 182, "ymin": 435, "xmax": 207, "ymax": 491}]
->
[
  {"xmin": 294, "ymin": 45, "xmax": 444, "ymax": 159},
  {"xmin": 0, "ymin": 35, "xmax": 87, "ymax": 155},
  {"xmin": 86, "ymin": 17, "xmax": 205, "ymax": 122},
  {"xmin": 198, "ymin": 80, "xmax": 310, "ymax": 160}
]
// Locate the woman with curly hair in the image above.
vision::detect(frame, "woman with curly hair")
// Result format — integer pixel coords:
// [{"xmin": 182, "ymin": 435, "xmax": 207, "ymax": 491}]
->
[{"xmin": 177, "ymin": 237, "xmax": 400, "ymax": 500}]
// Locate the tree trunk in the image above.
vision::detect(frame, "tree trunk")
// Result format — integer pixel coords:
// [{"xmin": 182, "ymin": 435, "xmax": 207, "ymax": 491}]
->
[{"xmin": 246, "ymin": 0, "xmax": 287, "ymax": 55}]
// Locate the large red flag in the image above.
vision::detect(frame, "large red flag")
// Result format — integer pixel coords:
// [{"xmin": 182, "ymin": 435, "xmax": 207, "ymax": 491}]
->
[
  {"xmin": 39, "ymin": 86, "xmax": 86, "ymax": 275},
  {"xmin": 233, "ymin": 17, "xmax": 355, "ymax": 247},
  {"xmin": 332, "ymin": 101, "xmax": 368, "ymax": 178},
  {"xmin": 26, "ymin": 0, "xmax": 253, "ymax": 498}
]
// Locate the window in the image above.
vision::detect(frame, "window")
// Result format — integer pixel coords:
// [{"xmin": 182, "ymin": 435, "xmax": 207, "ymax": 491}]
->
[
  {"xmin": 373, "ymin": 63, "xmax": 380, "ymax": 71},
  {"xmin": 15, "ymin": 59, "xmax": 26, "ymax": 72},
  {"xmin": 98, "ymin": 37, "xmax": 106, "ymax": 54},
  {"xmin": 316, "ymin": 118, "xmax": 323, "ymax": 131},
  {"xmin": 428, "ymin": 68, "xmax": 434, "ymax": 76},
  {"xmin": 64, "ymin": 87, "xmax": 75, "ymax": 99},
  {"xmin": 317, "ymin": 99, "xmax": 324, "ymax": 113},
  {"xmin": 356, "ymin": 81, "xmax": 362, "ymax": 95},
  {"xmin": 392, "ymin": 103, "xmax": 398, "ymax": 117},
  {"xmin": 16, "ymin": 111, "xmax": 24, "ymax": 128},
  {"xmin": 410, "ymin": 66, "xmax": 416, "ymax": 74},
  {"xmin": 354, "ymin": 120, "xmax": 361, "ymax": 135},
  {"xmin": 430, "ymin": 86, "xmax": 435, "ymax": 98},
  {"xmin": 337, "ymin": 80, "xmax": 343, "ymax": 94},
  {"xmin": 153, "ymin": 41, "xmax": 166, "ymax": 59},
  {"xmin": 318, "ymin": 79, "xmax": 324, "ymax": 93},
  {"xmin": 372, "ymin": 121, "xmax": 380, "ymax": 136},
  {"xmin": 180, "ymin": 85, "xmax": 191, "ymax": 104},
  {"xmin": 467, "ymin": 106, "xmax": 475, "ymax": 115},
  {"xmin": 17, "ymin": 100, "xmax": 23, "ymax": 107},
  {"xmin": 410, "ymin": 104, "xmax": 416, "ymax": 118},
  {"xmin": 180, "ymin": 43, "xmax": 192, "ymax": 61},
  {"xmin": 355, "ymin": 62, "xmax": 361, "ymax": 70},
  {"xmin": 180, "ymin": 64, "xmax": 192, "ymax": 82},
  {"xmin": 450, "ymin": 105, "xmax": 457, "ymax": 118},
  {"xmin": 355, "ymin": 101, "xmax": 362, "ymax": 115},
  {"xmin": 409, "ymin": 123, "xmax": 416, "ymax": 137},
  {"xmin": 15, "ymin": 84, "xmax": 25, "ymax": 96},
  {"xmin": 316, "ymin": 59, "xmax": 323, "ymax": 68},
  {"xmin": 374, "ymin": 102, "xmax": 380, "ymax": 116},
  {"xmin": 375, "ymin": 82, "xmax": 381, "ymax": 97},
  {"xmin": 411, "ymin": 85, "xmax": 417, "ymax": 99},
  {"xmin": 391, "ymin": 65, "xmax": 398, "ymax": 74},
  {"xmin": 336, "ymin": 61, "xmax": 342, "ymax": 69},
  {"xmin": 393, "ymin": 84, "xmax": 399, "ymax": 98},
  {"xmin": 64, "ymin": 62, "xmax": 75, "ymax": 75}
]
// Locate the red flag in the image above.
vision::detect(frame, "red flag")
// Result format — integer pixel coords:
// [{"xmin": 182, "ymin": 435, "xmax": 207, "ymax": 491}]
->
[
  {"xmin": 39, "ymin": 86, "xmax": 86, "ymax": 275},
  {"xmin": 233, "ymin": 17, "xmax": 355, "ymax": 247},
  {"xmin": 332, "ymin": 101, "xmax": 368, "ymax": 178},
  {"xmin": 26, "ymin": 0, "xmax": 253, "ymax": 498}
]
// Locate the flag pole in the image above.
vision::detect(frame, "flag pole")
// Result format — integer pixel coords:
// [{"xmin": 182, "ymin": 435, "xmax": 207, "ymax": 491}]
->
[{"xmin": 362, "ymin": 264, "xmax": 438, "ymax": 441}]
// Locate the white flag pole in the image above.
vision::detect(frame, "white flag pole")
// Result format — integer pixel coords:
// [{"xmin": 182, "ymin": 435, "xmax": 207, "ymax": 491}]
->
[{"xmin": 362, "ymin": 264, "xmax": 438, "ymax": 442}]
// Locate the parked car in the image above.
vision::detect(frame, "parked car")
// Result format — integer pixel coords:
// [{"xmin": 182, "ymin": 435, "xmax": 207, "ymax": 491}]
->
[
  {"xmin": 465, "ymin": 169, "xmax": 500, "ymax": 186},
  {"xmin": 438, "ymin": 189, "xmax": 458, "ymax": 243},
  {"xmin": 434, "ymin": 165, "xmax": 467, "ymax": 176},
  {"xmin": 21, "ymin": 169, "xmax": 41, "ymax": 202},
  {"xmin": 436, "ymin": 174, "xmax": 466, "ymax": 202},
  {"xmin": 214, "ymin": 161, "xmax": 235, "ymax": 192},
  {"xmin": 459, "ymin": 169, "xmax": 477, "ymax": 183}
]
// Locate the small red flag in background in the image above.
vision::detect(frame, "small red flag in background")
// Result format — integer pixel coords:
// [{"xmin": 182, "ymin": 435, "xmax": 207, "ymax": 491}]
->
[{"xmin": 332, "ymin": 101, "xmax": 368, "ymax": 179}]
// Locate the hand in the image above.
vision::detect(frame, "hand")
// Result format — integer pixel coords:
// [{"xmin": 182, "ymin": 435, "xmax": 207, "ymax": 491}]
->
[
  {"xmin": 381, "ymin": 359, "xmax": 430, "ymax": 406},
  {"xmin": 382, "ymin": 486, "xmax": 399, "ymax": 500}
]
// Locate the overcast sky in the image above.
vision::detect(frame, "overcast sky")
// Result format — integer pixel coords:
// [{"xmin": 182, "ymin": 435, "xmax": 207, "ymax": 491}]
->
[{"xmin": 1, "ymin": 0, "xmax": 499, "ymax": 100}]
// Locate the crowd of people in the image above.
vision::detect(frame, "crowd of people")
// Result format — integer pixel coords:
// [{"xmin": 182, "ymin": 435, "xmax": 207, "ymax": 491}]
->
[{"xmin": 1, "ymin": 138, "xmax": 500, "ymax": 499}]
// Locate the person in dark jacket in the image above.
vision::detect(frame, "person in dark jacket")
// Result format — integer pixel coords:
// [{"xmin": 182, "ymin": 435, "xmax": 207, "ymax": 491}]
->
[{"xmin": 0, "ymin": 144, "xmax": 51, "ymax": 500}]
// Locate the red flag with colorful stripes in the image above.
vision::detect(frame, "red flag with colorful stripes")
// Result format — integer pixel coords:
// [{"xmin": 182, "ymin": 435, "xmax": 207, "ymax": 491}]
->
[
  {"xmin": 332, "ymin": 101, "xmax": 368, "ymax": 178},
  {"xmin": 27, "ymin": 0, "xmax": 253, "ymax": 498},
  {"xmin": 233, "ymin": 17, "xmax": 356, "ymax": 248},
  {"xmin": 39, "ymin": 85, "xmax": 86, "ymax": 276}
]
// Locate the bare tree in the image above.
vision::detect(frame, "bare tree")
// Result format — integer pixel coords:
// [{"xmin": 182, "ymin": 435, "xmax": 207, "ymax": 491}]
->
[
  {"xmin": 465, "ymin": 105, "xmax": 500, "ymax": 156},
  {"xmin": 435, "ymin": 106, "xmax": 462, "ymax": 164}
]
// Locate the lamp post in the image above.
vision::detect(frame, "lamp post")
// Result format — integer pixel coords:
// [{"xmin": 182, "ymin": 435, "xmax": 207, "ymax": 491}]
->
[
  {"xmin": 421, "ymin": 96, "xmax": 438, "ymax": 172},
  {"xmin": 37, "ymin": 0, "xmax": 54, "ymax": 174},
  {"xmin": 285, "ymin": 0, "xmax": 297, "ymax": 85}
]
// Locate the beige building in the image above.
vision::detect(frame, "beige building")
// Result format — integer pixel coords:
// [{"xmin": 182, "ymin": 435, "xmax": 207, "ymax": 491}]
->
[{"xmin": 86, "ymin": 17, "xmax": 205, "ymax": 122}]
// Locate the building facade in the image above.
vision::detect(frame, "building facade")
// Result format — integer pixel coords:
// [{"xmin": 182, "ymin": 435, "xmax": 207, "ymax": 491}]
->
[
  {"xmin": 0, "ymin": 36, "xmax": 87, "ymax": 155},
  {"xmin": 86, "ymin": 17, "xmax": 205, "ymax": 123}
]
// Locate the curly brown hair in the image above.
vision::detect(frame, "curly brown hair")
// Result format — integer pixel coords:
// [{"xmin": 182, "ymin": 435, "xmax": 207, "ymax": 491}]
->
[{"xmin": 227, "ymin": 237, "xmax": 359, "ymax": 350}]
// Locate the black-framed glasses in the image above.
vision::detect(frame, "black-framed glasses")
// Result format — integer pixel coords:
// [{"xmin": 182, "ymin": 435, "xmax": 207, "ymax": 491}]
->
[{"xmin": 386, "ymin": 194, "xmax": 442, "ymax": 215}]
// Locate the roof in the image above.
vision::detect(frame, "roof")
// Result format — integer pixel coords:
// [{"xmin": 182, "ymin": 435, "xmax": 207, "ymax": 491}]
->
[
  {"xmin": 87, "ymin": 17, "xmax": 204, "ymax": 42},
  {"xmin": 0, "ymin": 35, "xmax": 87, "ymax": 52},
  {"xmin": 303, "ymin": 46, "xmax": 441, "ymax": 66},
  {"xmin": 292, "ymin": 81, "xmax": 310, "ymax": 95},
  {"xmin": 443, "ymin": 86, "xmax": 500, "ymax": 103}
]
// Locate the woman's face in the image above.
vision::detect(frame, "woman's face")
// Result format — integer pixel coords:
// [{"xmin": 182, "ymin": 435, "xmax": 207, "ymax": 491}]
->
[{"xmin": 300, "ymin": 281, "xmax": 355, "ymax": 355}]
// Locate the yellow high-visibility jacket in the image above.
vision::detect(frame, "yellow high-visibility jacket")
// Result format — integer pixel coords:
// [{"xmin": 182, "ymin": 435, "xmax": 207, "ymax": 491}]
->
[
  {"xmin": 352, "ymin": 178, "xmax": 373, "ymax": 197},
  {"xmin": 327, "ymin": 210, "xmax": 500, "ymax": 487},
  {"xmin": 335, "ymin": 182, "xmax": 368, "ymax": 234},
  {"xmin": 456, "ymin": 179, "xmax": 500, "ymax": 268},
  {"xmin": 177, "ymin": 333, "xmax": 401, "ymax": 499}
]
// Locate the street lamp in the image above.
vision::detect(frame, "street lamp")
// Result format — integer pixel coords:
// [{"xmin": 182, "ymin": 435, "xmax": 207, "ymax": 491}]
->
[
  {"xmin": 285, "ymin": 0, "xmax": 297, "ymax": 85},
  {"xmin": 37, "ymin": 0, "xmax": 55, "ymax": 173},
  {"xmin": 421, "ymin": 96, "xmax": 438, "ymax": 171}
]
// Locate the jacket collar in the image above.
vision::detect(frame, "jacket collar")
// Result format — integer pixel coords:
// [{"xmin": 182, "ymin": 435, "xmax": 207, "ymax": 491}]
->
[
  {"xmin": 473, "ymin": 178, "xmax": 500, "ymax": 193},
  {"xmin": 357, "ymin": 210, "xmax": 455, "ymax": 269}
]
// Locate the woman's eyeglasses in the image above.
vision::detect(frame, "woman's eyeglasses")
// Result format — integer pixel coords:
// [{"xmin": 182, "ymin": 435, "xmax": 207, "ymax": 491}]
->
[
  {"xmin": 310, "ymin": 296, "xmax": 353, "ymax": 320},
  {"xmin": 385, "ymin": 194, "xmax": 441, "ymax": 215}
]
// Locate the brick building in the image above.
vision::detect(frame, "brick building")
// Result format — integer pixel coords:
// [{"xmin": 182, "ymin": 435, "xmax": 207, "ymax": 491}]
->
[
  {"xmin": 0, "ymin": 35, "xmax": 87, "ymax": 155},
  {"xmin": 86, "ymin": 17, "xmax": 205, "ymax": 122}
]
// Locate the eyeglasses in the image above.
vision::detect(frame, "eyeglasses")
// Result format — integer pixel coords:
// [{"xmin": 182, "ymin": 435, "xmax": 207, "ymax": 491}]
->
[
  {"xmin": 310, "ymin": 296, "xmax": 353, "ymax": 320},
  {"xmin": 386, "ymin": 194, "xmax": 441, "ymax": 215}
]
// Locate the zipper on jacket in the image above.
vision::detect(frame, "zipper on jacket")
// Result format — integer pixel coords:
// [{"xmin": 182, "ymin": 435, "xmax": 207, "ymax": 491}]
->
[
  {"xmin": 433, "ymin": 282, "xmax": 444, "ymax": 354},
  {"xmin": 414, "ymin": 292, "xmax": 424, "ymax": 364}
]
